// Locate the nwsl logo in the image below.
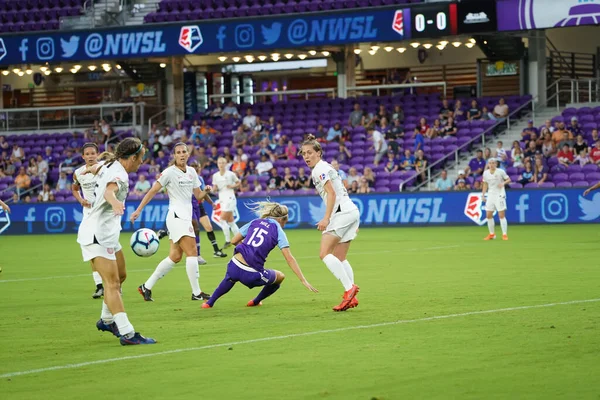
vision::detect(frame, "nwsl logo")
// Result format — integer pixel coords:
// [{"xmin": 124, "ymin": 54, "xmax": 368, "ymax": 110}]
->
[
  {"xmin": 464, "ymin": 193, "xmax": 496, "ymax": 226},
  {"xmin": 179, "ymin": 26, "xmax": 203, "ymax": 53},
  {"xmin": 392, "ymin": 10, "xmax": 404, "ymax": 36}
]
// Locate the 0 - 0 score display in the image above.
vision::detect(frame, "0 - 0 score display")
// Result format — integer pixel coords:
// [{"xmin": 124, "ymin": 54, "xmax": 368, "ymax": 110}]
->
[{"xmin": 410, "ymin": 3, "xmax": 458, "ymax": 39}]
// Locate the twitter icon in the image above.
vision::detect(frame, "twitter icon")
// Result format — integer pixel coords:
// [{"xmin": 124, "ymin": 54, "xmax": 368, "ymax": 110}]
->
[
  {"xmin": 261, "ymin": 23, "xmax": 282, "ymax": 45},
  {"xmin": 579, "ymin": 193, "xmax": 600, "ymax": 221},
  {"xmin": 61, "ymin": 36, "xmax": 79, "ymax": 58}
]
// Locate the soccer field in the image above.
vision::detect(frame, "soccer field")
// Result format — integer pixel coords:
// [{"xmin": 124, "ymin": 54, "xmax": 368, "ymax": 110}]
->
[{"xmin": 1, "ymin": 225, "xmax": 599, "ymax": 399}]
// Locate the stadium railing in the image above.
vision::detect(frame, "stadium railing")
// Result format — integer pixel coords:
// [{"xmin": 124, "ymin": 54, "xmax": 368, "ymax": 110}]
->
[
  {"xmin": 347, "ymin": 82, "xmax": 448, "ymax": 99},
  {"xmin": 548, "ymin": 78, "xmax": 600, "ymax": 109},
  {"xmin": 208, "ymin": 88, "xmax": 337, "ymax": 104},
  {"xmin": 147, "ymin": 105, "xmax": 185, "ymax": 139}
]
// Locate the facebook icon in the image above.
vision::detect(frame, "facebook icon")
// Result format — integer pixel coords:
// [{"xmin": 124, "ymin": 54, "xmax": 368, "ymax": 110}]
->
[
  {"xmin": 217, "ymin": 26, "xmax": 226, "ymax": 49},
  {"xmin": 515, "ymin": 194, "xmax": 529, "ymax": 223},
  {"xmin": 19, "ymin": 39, "xmax": 28, "ymax": 61}
]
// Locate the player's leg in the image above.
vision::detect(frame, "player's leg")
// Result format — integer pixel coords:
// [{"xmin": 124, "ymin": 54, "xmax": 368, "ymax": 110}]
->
[
  {"xmin": 203, "ymin": 260, "xmax": 240, "ymax": 308},
  {"xmin": 330, "ymin": 212, "xmax": 360, "ymax": 311},
  {"xmin": 200, "ymin": 215, "xmax": 227, "ymax": 257},
  {"xmin": 178, "ymin": 236, "xmax": 211, "ymax": 300},
  {"xmin": 248, "ymin": 270, "xmax": 285, "ymax": 307},
  {"xmin": 220, "ymin": 211, "xmax": 233, "ymax": 247},
  {"xmin": 192, "ymin": 219, "xmax": 207, "ymax": 265},
  {"xmin": 484, "ymin": 198, "xmax": 497, "ymax": 240},
  {"xmin": 498, "ymin": 209, "xmax": 508, "ymax": 240},
  {"xmin": 91, "ymin": 261, "xmax": 104, "ymax": 299},
  {"xmin": 226, "ymin": 200, "xmax": 239, "ymax": 236},
  {"xmin": 139, "ymin": 240, "xmax": 181, "ymax": 301},
  {"xmin": 320, "ymin": 233, "xmax": 353, "ymax": 291}
]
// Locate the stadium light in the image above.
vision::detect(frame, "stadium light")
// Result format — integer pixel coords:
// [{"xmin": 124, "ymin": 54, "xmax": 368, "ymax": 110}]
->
[
  {"xmin": 115, "ymin": 64, "xmax": 122, "ymax": 69},
  {"xmin": 298, "ymin": 54, "xmax": 307, "ymax": 60},
  {"xmin": 26, "ymin": 67, "xmax": 33, "ymax": 74},
  {"xmin": 423, "ymin": 43, "xmax": 433, "ymax": 49},
  {"xmin": 436, "ymin": 44, "xmax": 445, "ymax": 50},
  {"xmin": 258, "ymin": 55, "xmax": 267, "ymax": 61},
  {"xmin": 1, "ymin": 70, "xmax": 9, "ymax": 76},
  {"xmin": 465, "ymin": 42, "xmax": 475, "ymax": 48},
  {"xmin": 410, "ymin": 42, "xmax": 420, "ymax": 48},
  {"xmin": 73, "ymin": 65, "xmax": 81, "ymax": 70},
  {"xmin": 12, "ymin": 68, "xmax": 20, "ymax": 73},
  {"xmin": 284, "ymin": 53, "xmax": 294, "ymax": 59},
  {"xmin": 17, "ymin": 71, "xmax": 24, "ymax": 76},
  {"xmin": 321, "ymin": 51, "xmax": 330, "ymax": 57},
  {"xmin": 353, "ymin": 48, "xmax": 361, "ymax": 54},
  {"xmin": 70, "ymin": 69, "xmax": 78, "ymax": 74},
  {"xmin": 384, "ymin": 46, "xmax": 394, "ymax": 52},
  {"xmin": 469, "ymin": 38, "xmax": 476, "ymax": 44},
  {"xmin": 218, "ymin": 56, "xmax": 227, "ymax": 62},
  {"xmin": 308, "ymin": 50, "xmax": 317, "ymax": 56},
  {"xmin": 245, "ymin": 55, "xmax": 255, "ymax": 63},
  {"xmin": 439, "ymin": 40, "xmax": 449, "ymax": 46},
  {"xmin": 88, "ymin": 65, "xmax": 97, "ymax": 71},
  {"xmin": 54, "ymin": 67, "xmax": 62, "ymax": 73},
  {"xmin": 44, "ymin": 70, "xmax": 51, "ymax": 75},
  {"xmin": 368, "ymin": 49, "xmax": 376, "ymax": 55},
  {"xmin": 452, "ymin": 41, "xmax": 462, "ymax": 47},
  {"xmin": 396, "ymin": 47, "xmax": 406, "ymax": 53},
  {"xmin": 102, "ymin": 64, "xmax": 112, "ymax": 72},
  {"xmin": 232, "ymin": 56, "xmax": 241, "ymax": 62},
  {"xmin": 271, "ymin": 53, "xmax": 280, "ymax": 61},
  {"xmin": 159, "ymin": 63, "xmax": 166, "ymax": 68}
]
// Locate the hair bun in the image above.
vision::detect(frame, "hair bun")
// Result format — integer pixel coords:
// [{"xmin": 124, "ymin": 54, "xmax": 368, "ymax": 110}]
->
[{"xmin": 305, "ymin": 134, "xmax": 316, "ymax": 141}]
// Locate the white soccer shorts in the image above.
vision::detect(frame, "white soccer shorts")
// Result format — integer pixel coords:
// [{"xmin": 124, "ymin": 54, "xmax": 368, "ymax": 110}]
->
[
  {"xmin": 324, "ymin": 208, "xmax": 360, "ymax": 243},
  {"xmin": 220, "ymin": 197, "xmax": 237, "ymax": 213},
  {"xmin": 81, "ymin": 242, "xmax": 123, "ymax": 262},
  {"xmin": 485, "ymin": 195, "xmax": 507, "ymax": 212},
  {"xmin": 166, "ymin": 214, "xmax": 195, "ymax": 243}
]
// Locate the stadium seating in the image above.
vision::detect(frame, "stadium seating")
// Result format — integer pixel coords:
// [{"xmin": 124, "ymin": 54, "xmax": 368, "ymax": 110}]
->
[
  {"xmin": 144, "ymin": 0, "xmax": 423, "ymax": 23},
  {"xmin": 0, "ymin": 0, "xmax": 85, "ymax": 33}
]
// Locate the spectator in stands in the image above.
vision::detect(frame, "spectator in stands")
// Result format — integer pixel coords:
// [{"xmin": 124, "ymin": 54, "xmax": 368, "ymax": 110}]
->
[
  {"xmin": 189, "ymin": 120, "xmax": 201, "ymax": 137},
  {"xmin": 472, "ymin": 180, "xmax": 482, "ymax": 191},
  {"xmin": 455, "ymin": 170, "xmax": 467, "ymax": 185},
  {"xmin": 256, "ymin": 155, "xmax": 273, "ymax": 176},
  {"xmin": 379, "ymin": 118, "xmax": 390, "ymax": 136},
  {"xmin": 56, "ymin": 172, "xmax": 71, "ymax": 191},
  {"xmin": 267, "ymin": 167, "xmax": 284, "ymax": 192},
  {"xmin": 283, "ymin": 167, "xmax": 297, "ymax": 190},
  {"xmin": 363, "ymin": 167, "xmax": 376, "ymax": 187},
  {"xmin": 134, "ymin": 175, "xmax": 151, "ymax": 196},
  {"xmin": 543, "ymin": 119, "xmax": 555, "ymax": 133},
  {"xmin": 348, "ymin": 181, "xmax": 359, "ymax": 194},
  {"xmin": 155, "ymin": 150, "xmax": 170, "ymax": 170},
  {"xmin": 414, "ymin": 149, "xmax": 428, "ymax": 183},
  {"xmin": 454, "ymin": 179, "xmax": 469, "ymax": 191},
  {"xmin": 512, "ymin": 144, "xmax": 524, "ymax": 168},
  {"xmin": 311, "ymin": 124, "xmax": 327, "ymax": 142},
  {"xmin": 249, "ymin": 129, "xmax": 263, "ymax": 146},
  {"xmin": 208, "ymin": 101, "xmax": 223, "ymax": 119},
  {"xmin": 244, "ymin": 160, "xmax": 256, "ymax": 178},
  {"xmin": 552, "ymin": 123, "xmax": 573, "ymax": 146},
  {"xmin": 357, "ymin": 177, "xmax": 371, "ymax": 194},
  {"xmin": 384, "ymin": 152, "xmax": 398, "ymax": 174},
  {"xmin": 86, "ymin": 120, "xmax": 101, "ymax": 142},
  {"xmin": 0, "ymin": 135, "xmax": 8, "ymax": 151},
  {"xmin": 495, "ymin": 141, "xmax": 507, "ymax": 163},
  {"xmin": 339, "ymin": 128, "xmax": 350, "ymax": 143},
  {"xmin": 336, "ymin": 142, "xmax": 352, "ymax": 164},
  {"xmin": 252, "ymin": 179, "xmax": 264, "ymax": 193},
  {"xmin": 480, "ymin": 106, "xmax": 491, "ymax": 121},
  {"xmin": 435, "ymin": 170, "xmax": 453, "ymax": 191},
  {"xmin": 14, "ymin": 167, "xmax": 31, "ymax": 197},
  {"xmin": 467, "ymin": 100, "xmax": 481, "ymax": 120},
  {"xmin": 489, "ymin": 98, "xmax": 509, "ymax": 121},
  {"xmin": 255, "ymin": 138, "xmax": 273, "ymax": 161},
  {"xmin": 158, "ymin": 128, "xmax": 173, "ymax": 147},
  {"xmin": 440, "ymin": 116, "xmax": 457, "ymax": 138},
  {"xmin": 233, "ymin": 125, "xmax": 249, "ymax": 148},
  {"xmin": 0, "ymin": 165, "xmax": 6, "ymax": 178},
  {"xmin": 239, "ymin": 178, "xmax": 250, "ymax": 193},
  {"xmin": 453, "ymin": 100, "xmax": 464, "ymax": 119},
  {"xmin": 198, "ymin": 122, "xmax": 217, "ymax": 147},
  {"xmin": 172, "ymin": 123, "xmax": 187, "ymax": 141},
  {"xmin": 574, "ymin": 149, "xmax": 590, "ymax": 166},
  {"xmin": 527, "ymin": 132, "xmax": 540, "ymax": 151},
  {"xmin": 231, "ymin": 153, "xmax": 247, "ymax": 177},
  {"xmin": 518, "ymin": 162, "xmax": 535, "ymax": 185},
  {"xmin": 569, "ymin": 116, "xmax": 582, "ymax": 136},
  {"xmin": 42, "ymin": 146, "xmax": 56, "ymax": 171},
  {"xmin": 557, "ymin": 130, "xmax": 575, "ymax": 150},
  {"xmin": 271, "ymin": 137, "xmax": 287, "ymax": 161},
  {"xmin": 374, "ymin": 104, "xmax": 390, "ymax": 124},
  {"xmin": 26, "ymin": 157, "xmax": 38, "ymax": 177},
  {"xmin": 466, "ymin": 150, "xmax": 486, "ymax": 178},
  {"xmin": 483, "ymin": 147, "xmax": 492, "ymax": 164},
  {"xmin": 418, "ymin": 117, "xmax": 429, "ymax": 136},
  {"xmin": 11, "ymin": 143, "xmax": 24, "ymax": 162},
  {"xmin": 37, "ymin": 183, "xmax": 53, "ymax": 202},
  {"xmin": 368, "ymin": 126, "xmax": 388, "ymax": 166},
  {"xmin": 386, "ymin": 120, "xmax": 404, "ymax": 154},
  {"xmin": 253, "ymin": 116, "xmax": 266, "ymax": 137},
  {"xmin": 266, "ymin": 116, "xmax": 277, "ymax": 133},
  {"xmin": 62, "ymin": 150, "xmax": 77, "ymax": 174},
  {"xmin": 391, "ymin": 105, "xmax": 404, "ymax": 124},
  {"xmin": 534, "ymin": 158, "xmax": 549, "ymax": 184},
  {"xmin": 66, "ymin": 132, "xmax": 85, "ymax": 154},
  {"xmin": 439, "ymin": 99, "xmax": 451, "ymax": 120},
  {"xmin": 427, "ymin": 119, "xmax": 442, "ymax": 139},
  {"xmin": 349, "ymin": 103, "xmax": 365, "ymax": 128},
  {"xmin": 285, "ymin": 140, "xmax": 297, "ymax": 161},
  {"xmin": 590, "ymin": 140, "xmax": 600, "ymax": 165},
  {"xmin": 399, "ymin": 149, "xmax": 415, "ymax": 171},
  {"xmin": 326, "ymin": 122, "xmax": 342, "ymax": 142},
  {"xmin": 347, "ymin": 167, "xmax": 361, "ymax": 187},
  {"xmin": 573, "ymin": 134, "xmax": 588, "ymax": 155},
  {"xmin": 521, "ymin": 120, "xmax": 538, "ymax": 142},
  {"xmin": 297, "ymin": 167, "xmax": 311, "ymax": 190},
  {"xmin": 589, "ymin": 129, "xmax": 599, "ymax": 146},
  {"xmin": 222, "ymin": 101, "xmax": 240, "ymax": 119},
  {"xmin": 541, "ymin": 131, "xmax": 556, "ymax": 158},
  {"xmin": 330, "ymin": 160, "xmax": 348, "ymax": 189},
  {"xmin": 242, "ymin": 108, "xmax": 258, "ymax": 130},
  {"xmin": 100, "ymin": 119, "xmax": 115, "ymax": 143}
]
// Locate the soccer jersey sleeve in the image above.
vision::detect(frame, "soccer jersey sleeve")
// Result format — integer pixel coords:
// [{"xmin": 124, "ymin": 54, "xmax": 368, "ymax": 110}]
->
[
  {"xmin": 313, "ymin": 162, "xmax": 331, "ymax": 185},
  {"xmin": 229, "ymin": 171, "xmax": 240, "ymax": 185},
  {"xmin": 192, "ymin": 168, "xmax": 201, "ymax": 189},
  {"xmin": 157, "ymin": 167, "xmax": 171, "ymax": 187},
  {"xmin": 276, "ymin": 223, "xmax": 290, "ymax": 249},
  {"xmin": 239, "ymin": 220, "xmax": 252, "ymax": 237}
]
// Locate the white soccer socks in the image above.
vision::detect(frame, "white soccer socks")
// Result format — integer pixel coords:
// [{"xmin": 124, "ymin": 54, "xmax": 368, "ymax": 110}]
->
[
  {"xmin": 101, "ymin": 302, "xmax": 113, "ymax": 323},
  {"xmin": 220, "ymin": 220, "xmax": 231, "ymax": 242},
  {"xmin": 145, "ymin": 257, "xmax": 176, "ymax": 289},
  {"xmin": 186, "ymin": 256, "xmax": 202, "ymax": 296},
  {"xmin": 113, "ymin": 312, "xmax": 135, "ymax": 338},
  {"xmin": 487, "ymin": 218, "xmax": 495, "ymax": 235},
  {"xmin": 341, "ymin": 260, "xmax": 355, "ymax": 284},
  {"xmin": 500, "ymin": 218, "xmax": 508, "ymax": 235},
  {"xmin": 323, "ymin": 254, "xmax": 353, "ymax": 291},
  {"xmin": 229, "ymin": 222, "xmax": 239, "ymax": 235}
]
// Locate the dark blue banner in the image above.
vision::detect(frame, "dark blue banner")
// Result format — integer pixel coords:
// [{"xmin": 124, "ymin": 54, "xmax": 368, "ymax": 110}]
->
[
  {"xmin": 0, "ymin": 7, "xmax": 410, "ymax": 66},
  {"xmin": 1, "ymin": 188, "xmax": 598, "ymax": 235}
]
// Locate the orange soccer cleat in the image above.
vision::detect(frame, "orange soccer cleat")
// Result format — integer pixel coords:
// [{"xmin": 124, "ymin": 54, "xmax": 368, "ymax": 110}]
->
[
  {"xmin": 247, "ymin": 300, "xmax": 263, "ymax": 307},
  {"xmin": 502, "ymin": 234, "xmax": 508, "ymax": 241},
  {"xmin": 333, "ymin": 284, "xmax": 360, "ymax": 312},
  {"xmin": 483, "ymin": 234, "xmax": 496, "ymax": 241},
  {"xmin": 201, "ymin": 302, "xmax": 212, "ymax": 309},
  {"xmin": 348, "ymin": 296, "xmax": 359, "ymax": 309}
]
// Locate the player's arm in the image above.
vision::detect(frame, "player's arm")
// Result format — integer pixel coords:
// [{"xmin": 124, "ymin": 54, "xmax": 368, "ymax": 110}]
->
[
  {"xmin": 0, "ymin": 199, "xmax": 10, "ymax": 213},
  {"xmin": 502, "ymin": 172, "xmax": 511, "ymax": 187},
  {"xmin": 584, "ymin": 182, "xmax": 600, "ymax": 196},
  {"xmin": 280, "ymin": 247, "xmax": 318, "ymax": 292},
  {"xmin": 231, "ymin": 221, "xmax": 251, "ymax": 245},
  {"xmin": 71, "ymin": 174, "xmax": 91, "ymax": 208},
  {"xmin": 193, "ymin": 185, "xmax": 212, "ymax": 202},
  {"xmin": 481, "ymin": 180, "xmax": 488, "ymax": 198},
  {"xmin": 317, "ymin": 180, "xmax": 336, "ymax": 231},
  {"xmin": 227, "ymin": 175, "xmax": 241, "ymax": 189},
  {"xmin": 130, "ymin": 181, "xmax": 164, "ymax": 222},
  {"xmin": 104, "ymin": 182, "xmax": 125, "ymax": 216}
]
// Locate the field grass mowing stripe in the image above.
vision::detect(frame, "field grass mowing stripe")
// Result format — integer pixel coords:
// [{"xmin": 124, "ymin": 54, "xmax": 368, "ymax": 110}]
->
[
  {"xmin": 0, "ymin": 245, "xmax": 460, "ymax": 283},
  {"xmin": 1, "ymin": 296, "xmax": 597, "ymax": 379}
]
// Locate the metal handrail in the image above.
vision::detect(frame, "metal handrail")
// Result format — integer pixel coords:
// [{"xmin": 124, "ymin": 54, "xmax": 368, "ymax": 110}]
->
[
  {"xmin": 147, "ymin": 105, "xmax": 184, "ymax": 136},
  {"xmin": 347, "ymin": 81, "xmax": 448, "ymax": 99},
  {"xmin": 208, "ymin": 88, "xmax": 337, "ymax": 103},
  {"xmin": 547, "ymin": 77, "xmax": 600, "ymax": 109}
]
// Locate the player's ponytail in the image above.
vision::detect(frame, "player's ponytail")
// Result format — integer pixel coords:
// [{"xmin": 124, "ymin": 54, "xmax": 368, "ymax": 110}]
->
[
  {"xmin": 247, "ymin": 200, "xmax": 289, "ymax": 221},
  {"xmin": 299, "ymin": 134, "xmax": 322, "ymax": 157},
  {"xmin": 105, "ymin": 137, "xmax": 143, "ymax": 167}
]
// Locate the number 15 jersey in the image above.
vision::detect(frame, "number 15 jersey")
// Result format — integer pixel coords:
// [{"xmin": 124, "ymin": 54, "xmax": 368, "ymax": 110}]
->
[{"xmin": 234, "ymin": 218, "xmax": 289, "ymax": 271}]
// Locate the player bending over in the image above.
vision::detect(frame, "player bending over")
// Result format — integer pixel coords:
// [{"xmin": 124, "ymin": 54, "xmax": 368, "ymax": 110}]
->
[
  {"xmin": 482, "ymin": 158, "xmax": 511, "ymax": 240},
  {"xmin": 202, "ymin": 201, "xmax": 317, "ymax": 308}
]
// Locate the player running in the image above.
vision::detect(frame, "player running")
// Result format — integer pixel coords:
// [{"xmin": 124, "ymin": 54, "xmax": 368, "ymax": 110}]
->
[
  {"xmin": 201, "ymin": 200, "xmax": 317, "ymax": 308},
  {"xmin": 300, "ymin": 134, "xmax": 360, "ymax": 312},
  {"xmin": 482, "ymin": 158, "xmax": 511, "ymax": 240},
  {"xmin": 72, "ymin": 142, "xmax": 105, "ymax": 299},
  {"xmin": 211, "ymin": 157, "xmax": 241, "ymax": 249},
  {"xmin": 77, "ymin": 137, "xmax": 156, "ymax": 345},
  {"xmin": 132, "ymin": 142, "xmax": 213, "ymax": 302}
]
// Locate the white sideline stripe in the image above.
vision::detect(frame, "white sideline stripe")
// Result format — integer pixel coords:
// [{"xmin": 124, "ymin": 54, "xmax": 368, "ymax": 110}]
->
[
  {"xmin": 0, "ymin": 245, "xmax": 460, "ymax": 284},
  {"xmin": 1, "ymin": 297, "xmax": 598, "ymax": 379}
]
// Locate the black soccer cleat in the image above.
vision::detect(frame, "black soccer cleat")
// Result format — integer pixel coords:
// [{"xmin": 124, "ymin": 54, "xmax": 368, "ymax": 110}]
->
[
  {"xmin": 92, "ymin": 285, "xmax": 104, "ymax": 299},
  {"xmin": 157, "ymin": 229, "xmax": 169, "ymax": 240},
  {"xmin": 191, "ymin": 292, "xmax": 211, "ymax": 301},
  {"xmin": 213, "ymin": 250, "xmax": 227, "ymax": 258},
  {"xmin": 138, "ymin": 284, "xmax": 154, "ymax": 302}
]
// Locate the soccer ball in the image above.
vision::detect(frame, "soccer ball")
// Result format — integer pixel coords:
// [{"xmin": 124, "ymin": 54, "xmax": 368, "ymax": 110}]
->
[{"xmin": 130, "ymin": 228, "xmax": 160, "ymax": 257}]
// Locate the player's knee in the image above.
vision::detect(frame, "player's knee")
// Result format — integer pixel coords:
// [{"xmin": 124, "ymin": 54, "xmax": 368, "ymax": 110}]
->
[
  {"xmin": 105, "ymin": 278, "xmax": 121, "ymax": 292},
  {"xmin": 276, "ymin": 271, "xmax": 285, "ymax": 283},
  {"xmin": 319, "ymin": 250, "xmax": 331, "ymax": 260},
  {"xmin": 119, "ymin": 271, "xmax": 127, "ymax": 283},
  {"xmin": 170, "ymin": 254, "xmax": 182, "ymax": 263}
]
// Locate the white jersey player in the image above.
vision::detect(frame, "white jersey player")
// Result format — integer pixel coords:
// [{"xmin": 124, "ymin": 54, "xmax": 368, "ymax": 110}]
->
[
  {"xmin": 72, "ymin": 143, "xmax": 104, "ymax": 299},
  {"xmin": 301, "ymin": 134, "xmax": 360, "ymax": 312},
  {"xmin": 76, "ymin": 137, "xmax": 156, "ymax": 345},
  {"xmin": 482, "ymin": 158, "xmax": 511, "ymax": 240},
  {"xmin": 211, "ymin": 157, "xmax": 241, "ymax": 248},
  {"xmin": 131, "ymin": 142, "xmax": 212, "ymax": 302}
]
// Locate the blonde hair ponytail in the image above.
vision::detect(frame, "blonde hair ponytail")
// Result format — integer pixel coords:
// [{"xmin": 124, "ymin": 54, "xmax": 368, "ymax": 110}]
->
[{"xmin": 247, "ymin": 200, "xmax": 289, "ymax": 220}]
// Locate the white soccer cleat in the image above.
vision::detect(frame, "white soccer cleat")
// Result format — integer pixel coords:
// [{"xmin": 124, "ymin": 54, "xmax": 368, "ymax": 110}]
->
[{"xmin": 197, "ymin": 256, "xmax": 207, "ymax": 265}]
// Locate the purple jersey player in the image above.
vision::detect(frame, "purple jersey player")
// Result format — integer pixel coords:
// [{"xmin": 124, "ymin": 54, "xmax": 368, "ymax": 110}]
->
[{"xmin": 202, "ymin": 201, "xmax": 317, "ymax": 308}]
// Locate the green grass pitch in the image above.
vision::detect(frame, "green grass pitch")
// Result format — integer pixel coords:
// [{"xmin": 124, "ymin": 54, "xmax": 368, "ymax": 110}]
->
[{"xmin": 1, "ymin": 225, "xmax": 600, "ymax": 399}]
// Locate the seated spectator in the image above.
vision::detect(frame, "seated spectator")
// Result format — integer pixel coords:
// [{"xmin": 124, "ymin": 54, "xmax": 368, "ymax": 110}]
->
[
  {"xmin": 312, "ymin": 124, "xmax": 327, "ymax": 142},
  {"xmin": 208, "ymin": 101, "xmax": 223, "ymax": 119},
  {"xmin": 62, "ymin": 150, "xmax": 78, "ymax": 173},
  {"xmin": 267, "ymin": 167, "xmax": 284, "ymax": 192},
  {"xmin": 23, "ymin": 195, "xmax": 32, "ymax": 203},
  {"xmin": 418, "ymin": 117, "xmax": 429, "ymax": 136},
  {"xmin": 527, "ymin": 132, "xmax": 540, "ymax": 151},
  {"xmin": 347, "ymin": 167, "xmax": 361, "ymax": 186},
  {"xmin": 357, "ymin": 177, "xmax": 371, "ymax": 194},
  {"xmin": 134, "ymin": 175, "xmax": 151, "ymax": 195},
  {"xmin": 386, "ymin": 121, "xmax": 404, "ymax": 154},
  {"xmin": 283, "ymin": 167, "xmax": 297, "ymax": 190},
  {"xmin": 435, "ymin": 170, "xmax": 453, "ymax": 191},
  {"xmin": 271, "ymin": 137, "xmax": 287, "ymax": 161},
  {"xmin": 100, "ymin": 119, "xmax": 115, "ymax": 143},
  {"xmin": 534, "ymin": 158, "xmax": 549, "ymax": 184},
  {"xmin": 266, "ymin": 116, "xmax": 277, "ymax": 133},
  {"xmin": 172, "ymin": 123, "xmax": 187, "ymax": 141},
  {"xmin": 589, "ymin": 129, "xmax": 599, "ymax": 146},
  {"xmin": 552, "ymin": 123, "xmax": 573, "ymax": 146},
  {"xmin": 26, "ymin": 157, "xmax": 38, "ymax": 177},
  {"xmin": 590, "ymin": 140, "xmax": 600, "ymax": 165},
  {"xmin": 574, "ymin": 149, "xmax": 590, "ymax": 166},
  {"xmin": 239, "ymin": 178, "xmax": 250, "ymax": 193},
  {"xmin": 379, "ymin": 118, "xmax": 391, "ymax": 136},
  {"xmin": 14, "ymin": 167, "xmax": 31, "ymax": 197},
  {"xmin": 198, "ymin": 124, "xmax": 217, "ymax": 148},
  {"xmin": 569, "ymin": 116, "xmax": 582, "ymax": 136},
  {"xmin": 557, "ymin": 144, "xmax": 574, "ymax": 166},
  {"xmin": 253, "ymin": 116, "xmax": 266, "ymax": 136},
  {"xmin": 557, "ymin": 130, "xmax": 575, "ymax": 150},
  {"xmin": 0, "ymin": 135, "xmax": 9, "ymax": 151},
  {"xmin": 56, "ymin": 172, "xmax": 71, "ymax": 191},
  {"xmin": 232, "ymin": 154, "xmax": 247, "ymax": 176},
  {"xmin": 348, "ymin": 103, "xmax": 365, "ymax": 127},
  {"xmin": 337, "ymin": 142, "xmax": 352, "ymax": 164},
  {"xmin": 455, "ymin": 170, "xmax": 467, "ymax": 186},
  {"xmin": 391, "ymin": 105, "xmax": 404, "ymax": 124},
  {"xmin": 244, "ymin": 160, "xmax": 256, "ymax": 179},
  {"xmin": 495, "ymin": 141, "xmax": 507, "ymax": 164},
  {"xmin": 242, "ymin": 108, "xmax": 258, "ymax": 130},
  {"xmin": 368, "ymin": 126, "xmax": 388, "ymax": 166},
  {"xmin": 233, "ymin": 126, "xmax": 249, "ymax": 148},
  {"xmin": 195, "ymin": 147, "xmax": 209, "ymax": 169},
  {"xmin": 155, "ymin": 150, "xmax": 170, "ymax": 170},
  {"xmin": 326, "ymin": 122, "xmax": 342, "ymax": 143},
  {"xmin": 512, "ymin": 145, "xmax": 524, "ymax": 168},
  {"xmin": 541, "ymin": 132, "xmax": 557, "ymax": 158},
  {"xmin": 340, "ymin": 128, "xmax": 352, "ymax": 143},
  {"xmin": 518, "ymin": 162, "xmax": 535, "ymax": 185},
  {"xmin": 285, "ymin": 140, "xmax": 298, "ymax": 161},
  {"xmin": 384, "ymin": 152, "xmax": 398, "ymax": 174},
  {"xmin": 573, "ymin": 134, "xmax": 588, "ymax": 156},
  {"xmin": 399, "ymin": 149, "xmax": 415, "ymax": 171},
  {"xmin": 453, "ymin": 100, "xmax": 464, "ymax": 119},
  {"xmin": 147, "ymin": 159, "xmax": 161, "ymax": 175},
  {"xmin": 473, "ymin": 180, "xmax": 482, "ymax": 191},
  {"xmin": 158, "ymin": 129, "xmax": 173, "ymax": 147},
  {"xmin": 543, "ymin": 119, "xmax": 555, "ymax": 133},
  {"xmin": 222, "ymin": 101, "xmax": 240, "ymax": 119},
  {"xmin": 454, "ymin": 179, "xmax": 469, "ymax": 191},
  {"xmin": 0, "ymin": 165, "xmax": 6, "ymax": 178},
  {"xmin": 253, "ymin": 179, "xmax": 264, "ymax": 193},
  {"xmin": 297, "ymin": 167, "xmax": 311, "ymax": 189},
  {"xmin": 414, "ymin": 149, "xmax": 428, "ymax": 183},
  {"xmin": 11, "ymin": 143, "xmax": 25, "ymax": 162},
  {"xmin": 374, "ymin": 104, "xmax": 390, "ymax": 124},
  {"xmin": 480, "ymin": 106, "xmax": 491, "ymax": 121},
  {"xmin": 483, "ymin": 147, "xmax": 493, "ymax": 164},
  {"xmin": 11, "ymin": 192, "xmax": 19, "ymax": 203},
  {"xmin": 466, "ymin": 150, "xmax": 486, "ymax": 177},
  {"xmin": 363, "ymin": 167, "xmax": 376, "ymax": 187},
  {"xmin": 489, "ymin": 98, "xmax": 509, "ymax": 121},
  {"xmin": 189, "ymin": 120, "xmax": 201, "ymax": 137},
  {"xmin": 521, "ymin": 120, "xmax": 539, "ymax": 142},
  {"xmin": 348, "ymin": 180, "xmax": 359, "ymax": 194},
  {"xmin": 256, "ymin": 155, "xmax": 274, "ymax": 176},
  {"xmin": 256, "ymin": 138, "xmax": 273, "ymax": 160},
  {"xmin": 67, "ymin": 132, "xmax": 85, "ymax": 153},
  {"xmin": 427, "ymin": 119, "xmax": 442, "ymax": 139},
  {"xmin": 467, "ymin": 100, "xmax": 481, "ymax": 120},
  {"xmin": 440, "ymin": 116, "xmax": 457, "ymax": 137},
  {"xmin": 439, "ymin": 99, "xmax": 451, "ymax": 120}
]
